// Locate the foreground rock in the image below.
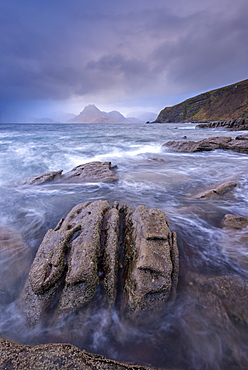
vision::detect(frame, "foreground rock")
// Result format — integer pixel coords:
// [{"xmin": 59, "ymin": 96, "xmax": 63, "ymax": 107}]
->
[
  {"xmin": 197, "ymin": 118, "xmax": 248, "ymax": 131},
  {"xmin": 20, "ymin": 161, "xmax": 118, "ymax": 185},
  {"xmin": 20, "ymin": 201, "xmax": 178, "ymax": 326},
  {"xmin": 0, "ymin": 226, "xmax": 32, "ymax": 304},
  {"xmin": 163, "ymin": 136, "xmax": 248, "ymax": 154},
  {"xmin": 182, "ymin": 273, "xmax": 248, "ymax": 369},
  {"xmin": 0, "ymin": 338, "xmax": 167, "ymax": 370}
]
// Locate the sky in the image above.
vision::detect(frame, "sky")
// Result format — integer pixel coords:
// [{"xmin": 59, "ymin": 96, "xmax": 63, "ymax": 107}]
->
[{"xmin": 0, "ymin": 0, "xmax": 247, "ymax": 121}]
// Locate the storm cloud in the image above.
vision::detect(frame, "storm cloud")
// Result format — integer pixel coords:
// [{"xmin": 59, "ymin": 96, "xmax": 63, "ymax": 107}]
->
[{"xmin": 0, "ymin": 0, "xmax": 247, "ymax": 119}]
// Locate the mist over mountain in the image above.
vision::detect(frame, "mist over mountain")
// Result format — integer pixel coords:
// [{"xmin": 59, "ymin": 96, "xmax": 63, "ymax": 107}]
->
[{"xmin": 69, "ymin": 104, "xmax": 138, "ymax": 123}]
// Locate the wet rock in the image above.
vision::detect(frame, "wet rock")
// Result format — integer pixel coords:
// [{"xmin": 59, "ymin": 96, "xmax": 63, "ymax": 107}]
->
[
  {"xmin": 163, "ymin": 136, "xmax": 248, "ymax": 154},
  {"xmin": 197, "ymin": 118, "xmax": 248, "ymax": 131},
  {"xmin": 220, "ymin": 214, "xmax": 248, "ymax": 270},
  {"xmin": 20, "ymin": 201, "xmax": 178, "ymax": 326},
  {"xmin": 20, "ymin": 161, "xmax": 118, "ymax": 185},
  {"xmin": 182, "ymin": 273, "xmax": 248, "ymax": 369},
  {"xmin": 61, "ymin": 161, "xmax": 118, "ymax": 183},
  {"xmin": 221, "ymin": 214, "xmax": 248, "ymax": 229},
  {"xmin": 21, "ymin": 170, "xmax": 63, "ymax": 185},
  {"xmin": 0, "ymin": 226, "xmax": 32, "ymax": 304},
  {"xmin": 0, "ymin": 338, "xmax": 167, "ymax": 370},
  {"xmin": 192, "ymin": 181, "xmax": 237, "ymax": 200},
  {"xmin": 123, "ymin": 205, "xmax": 179, "ymax": 315}
]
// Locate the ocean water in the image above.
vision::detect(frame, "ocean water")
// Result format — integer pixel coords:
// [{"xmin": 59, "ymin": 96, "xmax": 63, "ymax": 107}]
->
[{"xmin": 0, "ymin": 122, "xmax": 248, "ymax": 368}]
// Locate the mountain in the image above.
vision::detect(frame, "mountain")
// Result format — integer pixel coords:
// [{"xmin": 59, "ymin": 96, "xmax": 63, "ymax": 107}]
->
[
  {"xmin": 69, "ymin": 104, "xmax": 130, "ymax": 123},
  {"xmin": 154, "ymin": 79, "xmax": 248, "ymax": 123}
]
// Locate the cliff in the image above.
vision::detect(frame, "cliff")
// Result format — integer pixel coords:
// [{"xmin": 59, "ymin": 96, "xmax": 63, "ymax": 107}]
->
[{"xmin": 155, "ymin": 79, "xmax": 248, "ymax": 123}]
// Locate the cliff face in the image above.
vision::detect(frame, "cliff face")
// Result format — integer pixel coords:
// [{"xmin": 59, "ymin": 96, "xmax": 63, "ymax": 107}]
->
[{"xmin": 155, "ymin": 79, "xmax": 248, "ymax": 123}]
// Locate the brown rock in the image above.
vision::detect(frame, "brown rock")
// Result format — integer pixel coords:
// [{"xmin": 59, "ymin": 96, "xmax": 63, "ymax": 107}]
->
[
  {"xmin": 0, "ymin": 338, "xmax": 166, "ymax": 370},
  {"xmin": 192, "ymin": 181, "xmax": 237, "ymax": 200},
  {"xmin": 61, "ymin": 161, "xmax": 118, "ymax": 183},
  {"xmin": 220, "ymin": 214, "xmax": 248, "ymax": 270},
  {"xmin": 221, "ymin": 214, "xmax": 248, "ymax": 229},
  {"xmin": 20, "ymin": 162, "xmax": 118, "ymax": 185},
  {"xmin": 163, "ymin": 136, "xmax": 248, "ymax": 154},
  {"xmin": 20, "ymin": 201, "xmax": 179, "ymax": 326},
  {"xmin": 123, "ymin": 205, "xmax": 179, "ymax": 315},
  {"xmin": 0, "ymin": 226, "xmax": 32, "ymax": 304},
  {"xmin": 20, "ymin": 170, "xmax": 63, "ymax": 185}
]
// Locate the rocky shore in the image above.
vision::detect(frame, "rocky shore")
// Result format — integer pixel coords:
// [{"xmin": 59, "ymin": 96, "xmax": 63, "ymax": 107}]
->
[
  {"xmin": 1, "ymin": 143, "xmax": 248, "ymax": 369},
  {"xmin": 163, "ymin": 135, "xmax": 248, "ymax": 154},
  {"xmin": 197, "ymin": 117, "xmax": 248, "ymax": 131}
]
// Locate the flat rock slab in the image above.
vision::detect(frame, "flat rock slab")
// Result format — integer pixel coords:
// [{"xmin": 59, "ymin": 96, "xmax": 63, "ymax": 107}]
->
[
  {"xmin": 0, "ymin": 338, "xmax": 168, "ymax": 370},
  {"xmin": 192, "ymin": 181, "xmax": 237, "ymax": 200},
  {"xmin": 20, "ymin": 161, "xmax": 118, "ymax": 185},
  {"xmin": 163, "ymin": 136, "xmax": 248, "ymax": 154},
  {"xmin": 20, "ymin": 201, "xmax": 179, "ymax": 326}
]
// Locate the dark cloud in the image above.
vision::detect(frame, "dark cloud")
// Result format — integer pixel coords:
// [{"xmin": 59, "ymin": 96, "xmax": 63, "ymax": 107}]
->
[{"xmin": 0, "ymin": 0, "xmax": 247, "ymax": 119}]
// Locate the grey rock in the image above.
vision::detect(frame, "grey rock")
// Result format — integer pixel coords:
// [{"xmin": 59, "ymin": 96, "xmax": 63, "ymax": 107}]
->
[
  {"xmin": 163, "ymin": 136, "xmax": 248, "ymax": 154},
  {"xmin": 197, "ymin": 118, "xmax": 248, "ymax": 131},
  {"xmin": 192, "ymin": 181, "xmax": 237, "ymax": 200},
  {"xmin": 0, "ymin": 337, "xmax": 168, "ymax": 370},
  {"xmin": 20, "ymin": 161, "xmax": 118, "ymax": 185},
  {"xmin": 20, "ymin": 201, "xmax": 179, "ymax": 326},
  {"xmin": 122, "ymin": 205, "xmax": 179, "ymax": 315}
]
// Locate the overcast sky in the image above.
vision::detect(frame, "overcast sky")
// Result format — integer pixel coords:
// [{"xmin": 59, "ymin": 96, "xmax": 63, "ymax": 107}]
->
[{"xmin": 0, "ymin": 0, "xmax": 247, "ymax": 120}]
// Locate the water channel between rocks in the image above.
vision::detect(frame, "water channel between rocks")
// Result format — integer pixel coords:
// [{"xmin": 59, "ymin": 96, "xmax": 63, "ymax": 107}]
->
[{"xmin": 0, "ymin": 122, "xmax": 247, "ymax": 369}]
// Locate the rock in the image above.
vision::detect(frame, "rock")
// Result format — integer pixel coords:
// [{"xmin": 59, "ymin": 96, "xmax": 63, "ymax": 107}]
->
[
  {"xmin": 20, "ymin": 201, "xmax": 178, "ymax": 326},
  {"xmin": 0, "ymin": 338, "xmax": 167, "ymax": 370},
  {"xmin": 197, "ymin": 118, "xmax": 248, "ymax": 131},
  {"xmin": 192, "ymin": 181, "xmax": 237, "ymax": 200},
  {"xmin": 61, "ymin": 162, "xmax": 118, "ymax": 183},
  {"xmin": 0, "ymin": 226, "xmax": 32, "ymax": 304},
  {"xmin": 20, "ymin": 170, "xmax": 63, "ymax": 185},
  {"xmin": 20, "ymin": 162, "xmax": 118, "ymax": 185},
  {"xmin": 163, "ymin": 136, "xmax": 248, "ymax": 154},
  {"xmin": 182, "ymin": 273, "xmax": 248, "ymax": 369},
  {"xmin": 220, "ymin": 214, "xmax": 248, "ymax": 270},
  {"xmin": 221, "ymin": 214, "xmax": 248, "ymax": 229},
  {"xmin": 122, "ymin": 205, "xmax": 179, "ymax": 315}
]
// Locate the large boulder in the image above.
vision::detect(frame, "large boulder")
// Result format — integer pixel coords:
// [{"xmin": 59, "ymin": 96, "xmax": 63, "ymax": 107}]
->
[
  {"xmin": 0, "ymin": 338, "xmax": 168, "ymax": 370},
  {"xmin": 20, "ymin": 201, "xmax": 179, "ymax": 326},
  {"xmin": 0, "ymin": 226, "xmax": 32, "ymax": 304},
  {"xmin": 20, "ymin": 161, "xmax": 118, "ymax": 185},
  {"xmin": 163, "ymin": 136, "xmax": 248, "ymax": 154}
]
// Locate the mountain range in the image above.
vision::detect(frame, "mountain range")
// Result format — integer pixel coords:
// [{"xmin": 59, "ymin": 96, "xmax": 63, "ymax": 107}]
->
[
  {"xmin": 154, "ymin": 79, "xmax": 248, "ymax": 123},
  {"xmin": 69, "ymin": 104, "xmax": 138, "ymax": 124}
]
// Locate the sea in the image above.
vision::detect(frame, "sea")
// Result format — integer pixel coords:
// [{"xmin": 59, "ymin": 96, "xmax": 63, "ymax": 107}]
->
[{"xmin": 0, "ymin": 122, "xmax": 247, "ymax": 369}]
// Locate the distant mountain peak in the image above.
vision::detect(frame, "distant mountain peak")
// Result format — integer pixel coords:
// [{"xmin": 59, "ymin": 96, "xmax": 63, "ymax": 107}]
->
[{"xmin": 69, "ymin": 104, "xmax": 128, "ymax": 123}]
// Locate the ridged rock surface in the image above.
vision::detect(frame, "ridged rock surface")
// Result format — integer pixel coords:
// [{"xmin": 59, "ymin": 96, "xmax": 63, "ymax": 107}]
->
[{"xmin": 20, "ymin": 201, "xmax": 179, "ymax": 325}]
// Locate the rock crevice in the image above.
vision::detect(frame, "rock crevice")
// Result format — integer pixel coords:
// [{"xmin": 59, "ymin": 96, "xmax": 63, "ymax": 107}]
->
[{"xmin": 20, "ymin": 201, "xmax": 179, "ymax": 325}]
